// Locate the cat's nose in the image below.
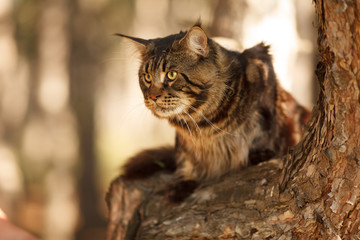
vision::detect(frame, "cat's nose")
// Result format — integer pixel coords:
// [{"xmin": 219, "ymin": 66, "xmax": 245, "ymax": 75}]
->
[
  {"xmin": 148, "ymin": 86, "xmax": 162, "ymax": 101},
  {"xmin": 149, "ymin": 94, "xmax": 161, "ymax": 101}
]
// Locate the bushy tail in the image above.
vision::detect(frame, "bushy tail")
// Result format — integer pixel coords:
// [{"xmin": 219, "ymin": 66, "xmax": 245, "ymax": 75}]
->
[{"xmin": 122, "ymin": 146, "xmax": 177, "ymax": 180}]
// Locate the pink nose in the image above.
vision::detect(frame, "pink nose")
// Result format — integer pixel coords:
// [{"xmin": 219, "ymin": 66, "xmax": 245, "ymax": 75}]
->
[
  {"xmin": 148, "ymin": 86, "xmax": 162, "ymax": 101},
  {"xmin": 149, "ymin": 94, "xmax": 161, "ymax": 101}
]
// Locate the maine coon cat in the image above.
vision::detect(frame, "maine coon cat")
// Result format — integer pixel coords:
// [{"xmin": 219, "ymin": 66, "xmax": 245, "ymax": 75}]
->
[{"xmin": 118, "ymin": 24, "xmax": 310, "ymax": 202}]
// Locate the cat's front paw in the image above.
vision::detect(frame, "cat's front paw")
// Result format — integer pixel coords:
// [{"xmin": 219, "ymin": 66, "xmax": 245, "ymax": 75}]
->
[{"xmin": 165, "ymin": 180, "xmax": 199, "ymax": 203}]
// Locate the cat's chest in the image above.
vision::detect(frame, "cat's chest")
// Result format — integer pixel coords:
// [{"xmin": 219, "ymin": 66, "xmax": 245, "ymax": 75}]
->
[
  {"xmin": 179, "ymin": 115, "xmax": 265, "ymax": 157},
  {"xmin": 175, "ymin": 131, "xmax": 250, "ymax": 179},
  {"xmin": 175, "ymin": 118, "xmax": 265, "ymax": 179},
  {"xmin": 177, "ymin": 128, "xmax": 251, "ymax": 161}
]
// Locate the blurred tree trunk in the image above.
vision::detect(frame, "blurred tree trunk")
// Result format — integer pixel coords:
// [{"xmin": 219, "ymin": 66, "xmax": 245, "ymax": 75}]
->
[
  {"xmin": 210, "ymin": 0, "xmax": 246, "ymax": 48},
  {"xmin": 69, "ymin": 1, "xmax": 107, "ymax": 237},
  {"xmin": 106, "ymin": 0, "xmax": 360, "ymax": 239}
]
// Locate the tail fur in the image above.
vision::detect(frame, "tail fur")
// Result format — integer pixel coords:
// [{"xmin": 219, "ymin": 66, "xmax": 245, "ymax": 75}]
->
[{"xmin": 122, "ymin": 146, "xmax": 177, "ymax": 180}]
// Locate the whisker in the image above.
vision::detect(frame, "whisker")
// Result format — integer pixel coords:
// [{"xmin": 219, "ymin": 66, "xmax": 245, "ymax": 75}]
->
[
  {"xmin": 179, "ymin": 114, "xmax": 196, "ymax": 145},
  {"xmin": 183, "ymin": 110, "xmax": 201, "ymax": 133},
  {"xmin": 175, "ymin": 113, "xmax": 186, "ymax": 135},
  {"xmin": 183, "ymin": 109, "xmax": 203, "ymax": 146},
  {"xmin": 180, "ymin": 102, "xmax": 237, "ymax": 137}
]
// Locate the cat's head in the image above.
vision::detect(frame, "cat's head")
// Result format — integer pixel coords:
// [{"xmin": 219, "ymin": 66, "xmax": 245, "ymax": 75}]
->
[{"xmin": 118, "ymin": 25, "xmax": 225, "ymax": 121}]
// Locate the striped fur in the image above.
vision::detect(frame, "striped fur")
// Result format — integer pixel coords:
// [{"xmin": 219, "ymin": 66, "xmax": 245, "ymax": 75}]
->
[{"xmin": 119, "ymin": 25, "xmax": 310, "ymax": 186}]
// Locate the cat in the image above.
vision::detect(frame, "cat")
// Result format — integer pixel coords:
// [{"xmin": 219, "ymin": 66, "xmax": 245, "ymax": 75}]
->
[{"xmin": 117, "ymin": 24, "xmax": 310, "ymax": 202}]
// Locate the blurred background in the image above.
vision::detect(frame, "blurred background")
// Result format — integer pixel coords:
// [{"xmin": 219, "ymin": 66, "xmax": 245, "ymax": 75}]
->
[{"xmin": 0, "ymin": 0, "xmax": 317, "ymax": 239}]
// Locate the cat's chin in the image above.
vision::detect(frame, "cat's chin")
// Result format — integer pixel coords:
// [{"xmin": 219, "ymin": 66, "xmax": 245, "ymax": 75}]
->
[{"xmin": 152, "ymin": 105, "xmax": 184, "ymax": 119}]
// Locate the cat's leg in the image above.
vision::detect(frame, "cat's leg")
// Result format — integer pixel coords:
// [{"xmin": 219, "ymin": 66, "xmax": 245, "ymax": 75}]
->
[
  {"xmin": 122, "ymin": 146, "xmax": 176, "ymax": 180},
  {"xmin": 164, "ymin": 156, "xmax": 200, "ymax": 203},
  {"xmin": 165, "ymin": 178, "xmax": 199, "ymax": 203}
]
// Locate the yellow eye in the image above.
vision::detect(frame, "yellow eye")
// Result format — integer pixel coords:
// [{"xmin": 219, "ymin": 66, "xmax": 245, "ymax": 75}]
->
[
  {"xmin": 167, "ymin": 71, "xmax": 178, "ymax": 81},
  {"xmin": 144, "ymin": 73, "xmax": 152, "ymax": 83}
]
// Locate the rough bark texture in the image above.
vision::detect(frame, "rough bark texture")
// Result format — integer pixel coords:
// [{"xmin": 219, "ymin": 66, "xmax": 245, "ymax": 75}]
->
[{"xmin": 106, "ymin": 1, "xmax": 360, "ymax": 239}]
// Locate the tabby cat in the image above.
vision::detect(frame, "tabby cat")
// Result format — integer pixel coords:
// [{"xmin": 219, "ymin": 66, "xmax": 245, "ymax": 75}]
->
[{"xmin": 118, "ymin": 24, "xmax": 310, "ymax": 202}]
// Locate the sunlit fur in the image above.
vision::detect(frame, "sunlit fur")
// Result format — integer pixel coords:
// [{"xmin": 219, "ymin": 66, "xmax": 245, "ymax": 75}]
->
[{"xmin": 120, "ymin": 25, "xmax": 310, "ymax": 183}]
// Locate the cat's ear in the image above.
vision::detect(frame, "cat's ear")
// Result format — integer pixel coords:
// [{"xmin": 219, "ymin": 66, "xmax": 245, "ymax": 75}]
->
[
  {"xmin": 179, "ymin": 26, "xmax": 209, "ymax": 57},
  {"xmin": 115, "ymin": 33, "xmax": 150, "ymax": 53}
]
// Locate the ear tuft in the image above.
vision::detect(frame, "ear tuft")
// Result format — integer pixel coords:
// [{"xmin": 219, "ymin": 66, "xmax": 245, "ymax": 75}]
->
[
  {"xmin": 180, "ymin": 26, "xmax": 209, "ymax": 57},
  {"xmin": 193, "ymin": 18, "xmax": 202, "ymax": 28},
  {"xmin": 115, "ymin": 33, "xmax": 149, "ymax": 53}
]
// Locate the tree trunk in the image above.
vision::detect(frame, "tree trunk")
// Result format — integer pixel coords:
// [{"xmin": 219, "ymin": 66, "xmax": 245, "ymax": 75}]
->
[
  {"xmin": 106, "ymin": 0, "xmax": 360, "ymax": 239},
  {"xmin": 68, "ymin": 0, "xmax": 107, "ymax": 234}
]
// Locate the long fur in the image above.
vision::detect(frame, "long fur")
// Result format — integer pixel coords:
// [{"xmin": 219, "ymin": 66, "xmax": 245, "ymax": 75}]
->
[{"xmin": 119, "ymin": 25, "xmax": 310, "ymax": 201}]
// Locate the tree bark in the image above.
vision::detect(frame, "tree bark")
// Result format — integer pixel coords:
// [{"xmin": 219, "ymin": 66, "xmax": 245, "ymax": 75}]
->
[{"xmin": 106, "ymin": 0, "xmax": 360, "ymax": 239}]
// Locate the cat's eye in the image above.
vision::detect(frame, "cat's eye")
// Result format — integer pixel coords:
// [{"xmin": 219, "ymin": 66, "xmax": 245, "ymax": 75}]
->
[
  {"xmin": 144, "ymin": 73, "xmax": 152, "ymax": 83},
  {"xmin": 167, "ymin": 71, "xmax": 178, "ymax": 81}
]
